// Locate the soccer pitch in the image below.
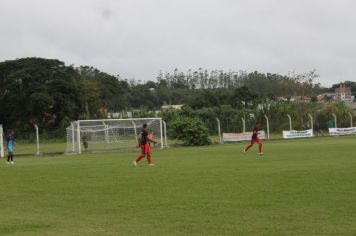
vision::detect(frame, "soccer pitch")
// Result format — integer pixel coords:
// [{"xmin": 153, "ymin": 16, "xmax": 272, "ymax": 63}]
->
[{"xmin": 0, "ymin": 137, "xmax": 355, "ymax": 235}]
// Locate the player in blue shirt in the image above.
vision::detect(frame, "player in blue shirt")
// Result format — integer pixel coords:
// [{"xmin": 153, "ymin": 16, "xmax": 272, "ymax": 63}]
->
[{"xmin": 6, "ymin": 129, "xmax": 15, "ymax": 164}]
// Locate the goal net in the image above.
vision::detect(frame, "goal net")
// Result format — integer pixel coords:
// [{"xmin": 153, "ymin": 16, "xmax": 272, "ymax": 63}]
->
[
  {"xmin": 65, "ymin": 118, "xmax": 165, "ymax": 154},
  {"xmin": 0, "ymin": 124, "xmax": 4, "ymax": 158}
]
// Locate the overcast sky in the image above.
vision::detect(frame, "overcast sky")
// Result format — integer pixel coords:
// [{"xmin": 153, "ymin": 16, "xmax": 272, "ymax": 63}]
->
[{"xmin": 1, "ymin": 0, "xmax": 355, "ymax": 86}]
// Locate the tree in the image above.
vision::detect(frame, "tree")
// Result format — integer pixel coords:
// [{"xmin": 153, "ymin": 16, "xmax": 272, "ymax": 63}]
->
[{"xmin": 169, "ymin": 116, "xmax": 211, "ymax": 146}]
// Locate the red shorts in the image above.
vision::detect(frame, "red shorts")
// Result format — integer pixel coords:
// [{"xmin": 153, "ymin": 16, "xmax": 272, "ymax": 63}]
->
[
  {"xmin": 140, "ymin": 144, "xmax": 151, "ymax": 154},
  {"xmin": 251, "ymin": 138, "xmax": 262, "ymax": 143}
]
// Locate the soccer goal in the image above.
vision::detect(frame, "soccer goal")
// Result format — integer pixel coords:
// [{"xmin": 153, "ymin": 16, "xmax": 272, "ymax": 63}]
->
[
  {"xmin": 65, "ymin": 118, "xmax": 166, "ymax": 154},
  {"xmin": 0, "ymin": 124, "xmax": 4, "ymax": 158}
]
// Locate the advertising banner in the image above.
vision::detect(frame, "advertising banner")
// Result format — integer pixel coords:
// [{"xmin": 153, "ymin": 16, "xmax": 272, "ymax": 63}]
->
[
  {"xmin": 223, "ymin": 131, "xmax": 266, "ymax": 142},
  {"xmin": 329, "ymin": 127, "xmax": 356, "ymax": 136},
  {"xmin": 282, "ymin": 129, "xmax": 313, "ymax": 139}
]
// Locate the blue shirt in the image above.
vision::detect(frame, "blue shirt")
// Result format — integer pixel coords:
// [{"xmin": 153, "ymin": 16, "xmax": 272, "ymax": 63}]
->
[{"xmin": 6, "ymin": 134, "xmax": 14, "ymax": 151}]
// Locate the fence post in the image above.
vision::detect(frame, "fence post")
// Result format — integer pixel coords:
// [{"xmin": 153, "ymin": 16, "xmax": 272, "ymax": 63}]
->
[
  {"xmin": 332, "ymin": 113, "xmax": 337, "ymax": 128},
  {"xmin": 34, "ymin": 124, "xmax": 40, "ymax": 156},
  {"xmin": 308, "ymin": 113, "xmax": 313, "ymax": 131},
  {"xmin": 287, "ymin": 114, "xmax": 292, "ymax": 131},
  {"xmin": 0, "ymin": 124, "xmax": 4, "ymax": 158},
  {"xmin": 348, "ymin": 112, "xmax": 353, "ymax": 127},
  {"xmin": 162, "ymin": 120, "xmax": 168, "ymax": 147},
  {"xmin": 71, "ymin": 122, "xmax": 75, "ymax": 153},
  {"xmin": 241, "ymin": 117, "xmax": 246, "ymax": 133},
  {"xmin": 216, "ymin": 118, "xmax": 222, "ymax": 144},
  {"xmin": 77, "ymin": 121, "xmax": 82, "ymax": 154},
  {"xmin": 264, "ymin": 114, "xmax": 270, "ymax": 140},
  {"xmin": 159, "ymin": 118, "xmax": 164, "ymax": 149}
]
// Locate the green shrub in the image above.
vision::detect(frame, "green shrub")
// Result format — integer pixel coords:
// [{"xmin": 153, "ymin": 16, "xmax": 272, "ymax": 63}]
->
[{"xmin": 169, "ymin": 116, "xmax": 211, "ymax": 146}]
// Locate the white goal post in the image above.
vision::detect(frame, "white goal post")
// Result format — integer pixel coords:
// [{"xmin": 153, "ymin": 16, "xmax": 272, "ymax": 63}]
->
[
  {"xmin": 0, "ymin": 124, "xmax": 4, "ymax": 158},
  {"xmin": 65, "ymin": 118, "xmax": 166, "ymax": 154}
]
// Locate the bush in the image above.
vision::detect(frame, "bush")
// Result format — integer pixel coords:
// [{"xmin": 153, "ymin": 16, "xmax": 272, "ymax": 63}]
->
[{"xmin": 169, "ymin": 116, "xmax": 211, "ymax": 146}]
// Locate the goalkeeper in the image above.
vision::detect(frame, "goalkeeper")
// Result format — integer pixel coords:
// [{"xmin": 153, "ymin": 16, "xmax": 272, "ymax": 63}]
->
[{"xmin": 133, "ymin": 124, "xmax": 156, "ymax": 167}]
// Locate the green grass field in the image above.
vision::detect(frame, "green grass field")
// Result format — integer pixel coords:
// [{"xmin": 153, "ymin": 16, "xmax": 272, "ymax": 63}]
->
[
  {"xmin": 12, "ymin": 142, "xmax": 66, "ymax": 155},
  {"xmin": 0, "ymin": 136, "xmax": 355, "ymax": 236}
]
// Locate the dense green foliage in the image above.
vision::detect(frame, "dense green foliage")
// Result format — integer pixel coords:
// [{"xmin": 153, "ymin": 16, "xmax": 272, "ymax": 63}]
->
[
  {"xmin": 159, "ymin": 102, "xmax": 355, "ymax": 135},
  {"xmin": 0, "ymin": 58, "xmax": 125, "ymax": 134},
  {"xmin": 1, "ymin": 137, "xmax": 355, "ymax": 235},
  {"xmin": 0, "ymin": 57, "xmax": 354, "ymax": 138},
  {"xmin": 157, "ymin": 68, "xmax": 323, "ymax": 99},
  {"xmin": 169, "ymin": 116, "xmax": 211, "ymax": 145}
]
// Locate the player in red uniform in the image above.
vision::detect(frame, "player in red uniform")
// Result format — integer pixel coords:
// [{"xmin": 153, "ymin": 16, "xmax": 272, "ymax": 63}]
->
[
  {"xmin": 133, "ymin": 124, "xmax": 156, "ymax": 167},
  {"xmin": 243, "ymin": 122, "xmax": 264, "ymax": 155}
]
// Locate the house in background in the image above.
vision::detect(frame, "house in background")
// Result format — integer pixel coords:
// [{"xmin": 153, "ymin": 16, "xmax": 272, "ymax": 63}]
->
[
  {"xmin": 335, "ymin": 83, "xmax": 354, "ymax": 102},
  {"xmin": 161, "ymin": 105, "xmax": 184, "ymax": 110}
]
